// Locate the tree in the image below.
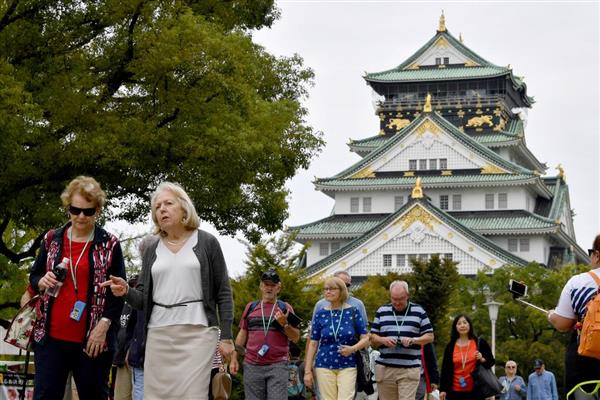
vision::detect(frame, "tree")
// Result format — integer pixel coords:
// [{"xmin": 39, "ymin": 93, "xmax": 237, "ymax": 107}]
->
[{"xmin": 0, "ymin": 0, "xmax": 324, "ymax": 265}]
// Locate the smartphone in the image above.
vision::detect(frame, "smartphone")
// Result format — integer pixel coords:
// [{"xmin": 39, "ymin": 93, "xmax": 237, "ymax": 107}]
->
[{"xmin": 508, "ymin": 279, "xmax": 527, "ymax": 298}]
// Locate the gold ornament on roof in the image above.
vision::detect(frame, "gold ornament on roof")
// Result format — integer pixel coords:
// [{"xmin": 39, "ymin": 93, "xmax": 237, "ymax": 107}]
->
[
  {"xmin": 423, "ymin": 94, "xmax": 432, "ymax": 113},
  {"xmin": 350, "ymin": 167, "xmax": 375, "ymax": 179},
  {"xmin": 387, "ymin": 118, "xmax": 411, "ymax": 131},
  {"xmin": 556, "ymin": 164, "xmax": 566, "ymax": 181},
  {"xmin": 438, "ymin": 10, "xmax": 446, "ymax": 32},
  {"xmin": 415, "ymin": 119, "xmax": 442, "ymax": 137},
  {"xmin": 412, "ymin": 177, "xmax": 424, "ymax": 199},
  {"xmin": 466, "ymin": 115, "xmax": 494, "ymax": 128},
  {"xmin": 395, "ymin": 204, "xmax": 440, "ymax": 231},
  {"xmin": 433, "ymin": 37, "xmax": 450, "ymax": 49},
  {"xmin": 481, "ymin": 165, "xmax": 505, "ymax": 174},
  {"xmin": 493, "ymin": 117, "xmax": 506, "ymax": 132},
  {"xmin": 464, "ymin": 60, "xmax": 480, "ymax": 67},
  {"xmin": 405, "ymin": 63, "xmax": 420, "ymax": 70}
]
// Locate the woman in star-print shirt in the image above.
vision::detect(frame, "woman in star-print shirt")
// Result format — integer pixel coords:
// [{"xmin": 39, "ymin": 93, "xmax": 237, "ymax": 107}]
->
[{"xmin": 304, "ymin": 277, "xmax": 370, "ymax": 400}]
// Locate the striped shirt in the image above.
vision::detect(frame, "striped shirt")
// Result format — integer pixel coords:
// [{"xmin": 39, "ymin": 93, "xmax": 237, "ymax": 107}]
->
[
  {"xmin": 555, "ymin": 269, "xmax": 600, "ymax": 321},
  {"xmin": 371, "ymin": 302, "xmax": 433, "ymax": 368}
]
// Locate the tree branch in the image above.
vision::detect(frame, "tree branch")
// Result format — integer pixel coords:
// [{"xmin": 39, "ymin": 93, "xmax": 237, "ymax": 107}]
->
[
  {"xmin": 156, "ymin": 108, "xmax": 180, "ymax": 128},
  {"xmin": 0, "ymin": 216, "xmax": 47, "ymax": 264}
]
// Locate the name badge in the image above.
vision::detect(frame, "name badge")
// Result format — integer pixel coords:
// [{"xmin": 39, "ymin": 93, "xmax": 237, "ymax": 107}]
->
[
  {"xmin": 258, "ymin": 344, "xmax": 270, "ymax": 357},
  {"xmin": 459, "ymin": 376, "xmax": 467, "ymax": 388},
  {"xmin": 70, "ymin": 301, "xmax": 86, "ymax": 321}
]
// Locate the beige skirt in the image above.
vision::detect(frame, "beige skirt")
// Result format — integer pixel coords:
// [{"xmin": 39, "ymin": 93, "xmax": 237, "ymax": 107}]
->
[{"xmin": 144, "ymin": 325, "xmax": 219, "ymax": 400}]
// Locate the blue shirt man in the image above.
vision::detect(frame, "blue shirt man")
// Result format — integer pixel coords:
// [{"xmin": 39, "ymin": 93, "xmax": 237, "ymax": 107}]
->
[{"xmin": 527, "ymin": 359, "xmax": 558, "ymax": 400}]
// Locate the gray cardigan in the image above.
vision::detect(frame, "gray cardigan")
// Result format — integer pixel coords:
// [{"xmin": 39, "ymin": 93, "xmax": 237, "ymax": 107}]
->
[{"xmin": 125, "ymin": 230, "xmax": 234, "ymax": 339}]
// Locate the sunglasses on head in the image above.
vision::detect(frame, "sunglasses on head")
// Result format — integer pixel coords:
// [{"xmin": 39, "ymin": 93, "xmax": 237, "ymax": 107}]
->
[
  {"xmin": 68, "ymin": 205, "xmax": 96, "ymax": 217},
  {"xmin": 589, "ymin": 249, "xmax": 598, "ymax": 257}
]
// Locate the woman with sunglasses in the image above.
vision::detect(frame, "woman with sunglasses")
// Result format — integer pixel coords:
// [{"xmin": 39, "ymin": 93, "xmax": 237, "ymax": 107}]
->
[
  {"xmin": 29, "ymin": 176, "xmax": 126, "ymax": 400},
  {"xmin": 548, "ymin": 234, "xmax": 600, "ymax": 395},
  {"xmin": 498, "ymin": 361, "xmax": 526, "ymax": 400},
  {"xmin": 304, "ymin": 276, "xmax": 370, "ymax": 400}
]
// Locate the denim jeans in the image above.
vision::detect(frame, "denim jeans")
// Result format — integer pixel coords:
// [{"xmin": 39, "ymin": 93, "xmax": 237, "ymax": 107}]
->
[{"xmin": 131, "ymin": 367, "xmax": 144, "ymax": 400}]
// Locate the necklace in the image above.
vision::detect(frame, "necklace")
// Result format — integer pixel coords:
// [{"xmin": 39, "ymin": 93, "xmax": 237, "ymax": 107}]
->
[{"xmin": 165, "ymin": 234, "xmax": 189, "ymax": 246}]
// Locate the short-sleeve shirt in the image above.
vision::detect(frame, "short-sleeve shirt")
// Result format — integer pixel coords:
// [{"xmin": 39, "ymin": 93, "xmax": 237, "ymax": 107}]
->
[
  {"xmin": 240, "ymin": 300, "xmax": 293, "ymax": 366},
  {"xmin": 310, "ymin": 306, "xmax": 367, "ymax": 369},
  {"xmin": 555, "ymin": 269, "xmax": 600, "ymax": 321},
  {"xmin": 371, "ymin": 302, "xmax": 432, "ymax": 368}
]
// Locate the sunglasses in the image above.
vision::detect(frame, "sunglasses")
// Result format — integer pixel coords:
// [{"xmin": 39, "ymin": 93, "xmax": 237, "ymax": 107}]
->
[
  {"xmin": 345, "ymin": 283, "xmax": 351, "ymax": 288},
  {"xmin": 589, "ymin": 249, "xmax": 598, "ymax": 257},
  {"xmin": 68, "ymin": 205, "xmax": 96, "ymax": 217}
]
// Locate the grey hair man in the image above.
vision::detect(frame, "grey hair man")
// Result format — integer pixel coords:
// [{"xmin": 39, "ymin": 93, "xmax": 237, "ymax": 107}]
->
[{"xmin": 370, "ymin": 280, "xmax": 434, "ymax": 400}]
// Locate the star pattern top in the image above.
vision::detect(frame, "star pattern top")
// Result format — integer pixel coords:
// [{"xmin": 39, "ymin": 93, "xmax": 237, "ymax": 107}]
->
[{"xmin": 310, "ymin": 306, "xmax": 367, "ymax": 369}]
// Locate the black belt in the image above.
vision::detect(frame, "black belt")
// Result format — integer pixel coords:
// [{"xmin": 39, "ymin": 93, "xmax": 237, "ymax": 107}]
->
[{"xmin": 153, "ymin": 299, "xmax": 203, "ymax": 308}]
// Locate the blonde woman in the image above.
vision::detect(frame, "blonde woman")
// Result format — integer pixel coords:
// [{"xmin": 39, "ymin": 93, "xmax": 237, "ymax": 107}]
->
[
  {"xmin": 103, "ymin": 182, "xmax": 234, "ymax": 400},
  {"xmin": 304, "ymin": 277, "xmax": 370, "ymax": 400}
]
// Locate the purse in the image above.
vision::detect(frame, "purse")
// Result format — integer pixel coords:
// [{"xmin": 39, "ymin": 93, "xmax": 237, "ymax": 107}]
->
[
  {"xmin": 3, "ymin": 294, "xmax": 41, "ymax": 350},
  {"xmin": 471, "ymin": 337, "xmax": 502, "ymax": 398},
  {"xmin": 351, "ymin": 307, "xmax": 375, "ymax": 395},
  {"xmin": 212, "ymin": 363, "xmax": 232, "ymax": 400}
]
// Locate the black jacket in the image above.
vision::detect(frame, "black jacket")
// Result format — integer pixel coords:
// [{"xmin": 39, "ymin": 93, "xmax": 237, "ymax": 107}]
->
[{"xmin": 439, "ymin": 336, "xmax": 495, "ymax": 400}]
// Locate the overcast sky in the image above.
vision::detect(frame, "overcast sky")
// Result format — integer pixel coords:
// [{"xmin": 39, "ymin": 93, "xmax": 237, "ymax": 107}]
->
[{"xmin": 111, "ymin": 1, "xmax": 600, "ymax": 277}]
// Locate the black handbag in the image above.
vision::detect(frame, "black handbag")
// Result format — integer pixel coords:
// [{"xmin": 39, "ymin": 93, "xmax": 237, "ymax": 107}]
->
[
  {"xmin": 471, "ymin": 337, "xmax": 502, "ymax": 398},
  {"xmin": 351, "ymin": 308, "xmax": 375, "ymax": 395}
]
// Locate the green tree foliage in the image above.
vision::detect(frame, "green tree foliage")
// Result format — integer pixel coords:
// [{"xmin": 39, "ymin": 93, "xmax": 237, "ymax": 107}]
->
[
  {"xmin": 450, "ymin": 262, "xmax": 590, "ymax": 394},
  {"xmin": 229, "ymin": 233, "xmax": 320, "ymax": 399},
  {"xmin": 0, "ymin": 0, "xmax": 324, "ymax": 265}
]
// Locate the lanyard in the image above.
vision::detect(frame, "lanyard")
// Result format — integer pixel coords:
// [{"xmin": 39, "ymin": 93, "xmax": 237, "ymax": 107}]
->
[
  {"xmin": 392, "ymin": 302, "xmax": 411, "ymax": 339},
  {"xmin": 69, "ymin": 228, "xmax": 93, "ymax": 294},
  {"xmin": 260, "ymin": 301, "xmax": 276, "ymax": 338},
  {"xmin": 330, "ymin": 308, "xmax": 344, "ymax": 342},
  {"xmin": 458, "ymin": 340, "xmax": 471, "ymax": 370}
]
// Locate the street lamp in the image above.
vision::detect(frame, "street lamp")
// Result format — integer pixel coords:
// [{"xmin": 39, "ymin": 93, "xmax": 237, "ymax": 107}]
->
[{"xmin": 483, "ymin": 300, "xmax": 503, "ymax": 359}]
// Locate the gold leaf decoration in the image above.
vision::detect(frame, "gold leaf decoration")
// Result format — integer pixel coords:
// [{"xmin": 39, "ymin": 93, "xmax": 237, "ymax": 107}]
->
[
  {"xmin": 466, "ymin": 115, "xmax": 494, "ymax": 128},
  {"xmin": 480, "ymin": 165, "xmax": 505, "ymax": 174},
  {"xmin": 464, "ymin": 60, "xmax": 480, "ymax": 67},
  {"xmin": 394, "ymin": 205, "xmax": 440, "ymax": 231},
  {"xmin": 350, "ymin": 167, "xmax": 375, "ymax": 179},
  {"xmin": 493, "ymin": 117, "xmax": 506, "ymax": 132},
  {"xmin": 386, "ymin": 118, "xmax": 411, "ymax": 131},
  {"xmin": 415, "ymin": 119, "xmax": 442, "ymax": 137}
]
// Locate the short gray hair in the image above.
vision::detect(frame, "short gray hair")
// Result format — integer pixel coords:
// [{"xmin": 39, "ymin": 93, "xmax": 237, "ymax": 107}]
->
[
  {"xmin": 389, "ymin": 280, "xmax": 409, "ymax": 294},
  {"xmin": 150, "ymin": 182, "xmax": 200, "ymax": 235},
  {"xmin": 334, "ymin": 271, "xmax": 351, "ymax": 280}
]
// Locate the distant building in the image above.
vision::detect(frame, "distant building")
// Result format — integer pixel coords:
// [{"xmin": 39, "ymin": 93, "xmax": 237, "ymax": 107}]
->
[{"xmin": 291, "ymin": 14, "xmax": 588, "ymax": 280}]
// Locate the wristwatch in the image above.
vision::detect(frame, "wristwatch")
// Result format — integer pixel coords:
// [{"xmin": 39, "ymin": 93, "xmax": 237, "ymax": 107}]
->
[{"xmin": 100, "ymin": 317, "xmax": 111, "ymax": 326}]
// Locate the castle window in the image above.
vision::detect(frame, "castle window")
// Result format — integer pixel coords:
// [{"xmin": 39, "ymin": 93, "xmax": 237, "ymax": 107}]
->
[
  {"xmin": 435, "ymin": 57, "xmax": 442, "ymax": 65},
  {"xmin": 409, "ymin": 159, "xmax": 417, "ymax": 170},
  {"xmin": 429, "ymin": 159, "xmax": 437, "ymax": 170},
  {"xmin": 330, "ymin": 242, "xmax": 341, "ymax": 253},
  {"xmin": 363, "ymin": 197, "xmax": 372, "ymax": 212},
  {"xmin": 383, "ymin": 254, "xmax": 392, "ymax": 267},
  {"xmin": 508, "ymin": 238, "xmax": 518, "ymax": 252},
  {"xmin": 350, "ymin": 197, "xmax": 359, "ymax": 213},
  {"xmin": 452, "ymin": 194, "xmax": 462, "ymax": 210},
  {"xmin": 444, "ymin": 253, "xmax": 453, "ymax": 261},
  {"xmin": 319, "ymin": 242, "xmax": 329, "ymax": 256},
  {"xmin": 498, "ymin": 193, "xmax": 508, "ymax": 209},
  {"xmin": 440, "ymin": 158, "xmax": 448, "ymax": 169},
  {"xmin": 520, "ymin": 238, "xmax": 530, "ymax": 252},
  {"xmin": 396, "ymin": 254, "xmax": 406, "ymax": 267},
  {"xmin": 419, "ymin": 159, "xmax": 427, "ymax": 170},
  {"xmin": 485, "ymin": 193, "xmax": 495, "ymax": 209},
  {"xmin": 444, "ymin": 57, "xmax": 450, "ymax": 64},
  {"xmin": 440, "ymin": 195, "xmax": 449, "ymax": 210}
]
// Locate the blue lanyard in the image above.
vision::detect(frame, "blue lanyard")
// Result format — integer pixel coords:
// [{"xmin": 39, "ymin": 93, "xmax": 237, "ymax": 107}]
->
[
  {"xmin": 330, "ymin": 308, "xmax": 344, "ymax": 342},
  {"xmin": 260, "ymin": 301, "xmax": 276, "ymax": 338},
  {"xmin": 392, "ymin": 302, "xmax": 411, "ymax": 339}
]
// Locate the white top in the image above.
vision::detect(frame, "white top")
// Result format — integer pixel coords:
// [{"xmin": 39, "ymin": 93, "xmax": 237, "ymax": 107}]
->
[
  {"xmin": 555, "ymin": 268, "xmax": 600, "ymax": 320},
  {"xmin": 148, "ymin": 234, "xmax": 209, "ymax": 328}
]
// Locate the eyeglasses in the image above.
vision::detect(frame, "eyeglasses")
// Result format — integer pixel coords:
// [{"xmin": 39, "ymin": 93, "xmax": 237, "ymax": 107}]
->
[
  {"xmin": 68, "ymin": 205, "xmax": 96, "ymax": 217},
  {"xmin": 345, "ymin": 283, "xmax": 351, "ymax": 288},
  {"xmin": 323, "ymin": 287, "xmax": 340, "ymax": 292},
  {"xmin": 589, "ymin": 249, "xmax": 598, "ymax": 257},
  {"xmin": 506, "ymin": 366, "xmax": 516, "ymax": 369}
]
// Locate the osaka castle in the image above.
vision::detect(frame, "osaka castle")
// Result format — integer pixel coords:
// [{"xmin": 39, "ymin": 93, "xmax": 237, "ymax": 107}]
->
[{"xmin": 291, "ymin": 15, "xmax": 589, "ymax": 280}]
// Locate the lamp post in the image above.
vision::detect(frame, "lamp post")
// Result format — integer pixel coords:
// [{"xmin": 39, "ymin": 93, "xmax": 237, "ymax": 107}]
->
[{"xmin": 483, "ymin": 300, "xmax": 503, "ymax": 363}]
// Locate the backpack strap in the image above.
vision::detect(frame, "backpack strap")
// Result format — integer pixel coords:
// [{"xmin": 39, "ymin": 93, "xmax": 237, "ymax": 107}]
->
[
  {"xmin": 588, "ymin": 271, "xmax": 600, "ymax": 290},
  {"xmin": 244, "ymin": 299, "xmax": 288, "ymax": 321}
]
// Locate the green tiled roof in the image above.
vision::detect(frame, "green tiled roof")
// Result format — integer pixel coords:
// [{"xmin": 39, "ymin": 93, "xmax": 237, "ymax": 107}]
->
[
  {"xmin": 366, "ymin": 66, "xmax": 511, "ymax": 83},
  {"xmin": 303, "ymin": 198, "xmax": 528, "ymax": 276},
  {"xmin": 290, "ymin": 214, "xmax": 386, "ymax": 239},
  {"xmin": 316, "ymin": 174, "xmax": 537, "ymax": 189},
  {"xmin": 451, "ymin": 211, "xmax": 556, "ymax": 233}
]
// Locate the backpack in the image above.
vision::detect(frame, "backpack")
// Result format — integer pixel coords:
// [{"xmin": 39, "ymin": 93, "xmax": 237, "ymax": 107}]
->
[
  {"xmin": 578, "ymin": 271, "xmax": 600, "ymax": 359},
  {"xmin": 287, "ymin": 360, "xmax": 304, "ymax": 398}
]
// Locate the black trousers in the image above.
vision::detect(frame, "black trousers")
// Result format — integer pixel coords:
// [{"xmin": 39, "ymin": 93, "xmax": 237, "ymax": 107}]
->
[
  {"xmin": 565, "ymin": 332, "xmax": 600, "ymax": 396},
  {"xmin": 33, "ymin": 337, "xmax": 113, "ymax": 400}
]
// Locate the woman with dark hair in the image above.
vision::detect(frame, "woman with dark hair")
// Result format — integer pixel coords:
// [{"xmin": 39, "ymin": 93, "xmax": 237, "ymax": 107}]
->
[
  {"xmin": 439, "ymin": 314, "xmax": 495, "ymax": 400},
  {"xmin": 548, "ymin": 233, "xmax": 600, "ymax": 394}
]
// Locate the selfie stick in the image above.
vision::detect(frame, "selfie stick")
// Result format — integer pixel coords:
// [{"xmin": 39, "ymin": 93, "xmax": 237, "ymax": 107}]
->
[{"xmin": 516, "ymin": 298, "xmax": 548, "ymax": 314}]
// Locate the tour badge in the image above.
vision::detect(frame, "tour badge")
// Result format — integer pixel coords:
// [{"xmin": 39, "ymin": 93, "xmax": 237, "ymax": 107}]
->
[
  {"xmin": 459, "ymin": 376, "xmax": 467, "ymax": 388},
  {"xmin": 258, "ymin": 343, "xmax": 270, "ymax": 357},
  {"xmin": 70, "ymin": 300, "xmax": 86, "ymax": 322}
]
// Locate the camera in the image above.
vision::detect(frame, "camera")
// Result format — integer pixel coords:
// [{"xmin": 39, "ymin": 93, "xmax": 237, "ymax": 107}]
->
[{"xmin": 508, "ymin": 279, "xmax": 527, "ymax": 298}]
